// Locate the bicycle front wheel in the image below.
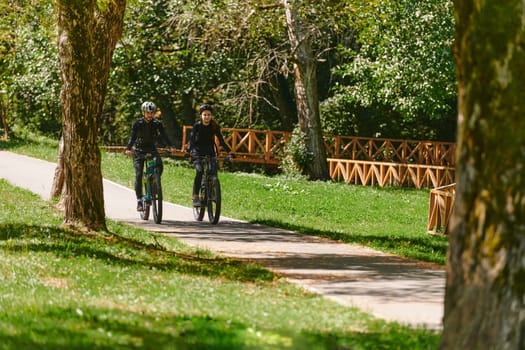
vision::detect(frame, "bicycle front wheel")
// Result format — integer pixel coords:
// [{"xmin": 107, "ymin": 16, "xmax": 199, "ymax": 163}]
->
[
  {"xmin": 207, "ymin": 176, "xmax": 221, "ymax": 224},
  {"xmin": 140, "ymin": 178, "xmax": 150, "ymax": 221},
  {"xmin": 151, "ymin": 172, "xmax": 163, "ymax": 224},
  {"xmin": 193, "ymin": 184, "xmax": 206, "ymax": 221}
]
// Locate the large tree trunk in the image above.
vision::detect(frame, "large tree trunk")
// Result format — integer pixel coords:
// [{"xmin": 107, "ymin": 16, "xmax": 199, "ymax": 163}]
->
[
  {"xmin": 56, "ymin": 0, "xmax": 126, "ymax": 231},
  {"xmin": 283, "ymin": 0, "xmax": 329, "ymax": 180},
  {"xmin": 441, "ymin": 1, "xmax": 525, "ymax": 348}
]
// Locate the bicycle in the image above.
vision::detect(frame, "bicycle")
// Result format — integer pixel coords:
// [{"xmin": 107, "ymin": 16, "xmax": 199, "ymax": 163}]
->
[
  {"xmin": 192, "ymin": 154, "xmax": 232, "ymax": 224},
  {"xmin": 139, "ymin": 153, "xmax": 163, "ymax": 224}
]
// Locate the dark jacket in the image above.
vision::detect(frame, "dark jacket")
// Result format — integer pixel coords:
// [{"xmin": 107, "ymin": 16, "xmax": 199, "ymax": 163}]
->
[
  {"xmin": 126, "ymin": 118, "xmax": 172, "ymax": 152},
  {"xmin": 187, "ymin": 120, "xmax": 229, "ymax": 156}
]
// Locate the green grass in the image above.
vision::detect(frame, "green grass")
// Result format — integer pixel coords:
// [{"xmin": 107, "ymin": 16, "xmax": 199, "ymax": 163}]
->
[
  {"xmin": 1, "ymin": 135, "xmax": 448, "ymax": 265},
  {"xmin": 0, "ymin": 179, "xmax": 440, "ymax": 349}
]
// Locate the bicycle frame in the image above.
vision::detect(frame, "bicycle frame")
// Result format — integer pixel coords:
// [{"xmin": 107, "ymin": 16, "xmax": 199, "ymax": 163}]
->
[
  {"xmin": 139, "ymin": 153, "xmax": 163, "ymax": 224},
  {"xmin": 193, "ymin": 155, "xmax": 222, "ymax": 224},
  {"xmin": 143, "ymin": 157, "xmax": 156, "ymax": 202}
]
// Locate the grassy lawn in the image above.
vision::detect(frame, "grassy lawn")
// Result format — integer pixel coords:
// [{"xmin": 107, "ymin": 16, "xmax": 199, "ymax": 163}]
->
[{"xmin": 0, "ymin": 179, "xmax": 440, "ymax": 349}]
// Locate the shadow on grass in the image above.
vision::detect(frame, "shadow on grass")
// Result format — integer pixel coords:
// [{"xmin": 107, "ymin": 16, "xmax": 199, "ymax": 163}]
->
[
  {"xmin": 0, "ymin": 305, "xmax": 440, "ymax": 350},
  {"xmin": 0, "ymin": 137, "xmax": 23, "ymax": 149},
  {"xmin": 250, "ymin": 219, "xmax": 448, "ymax": 265},
  {"xmin": 0, "ymin": 223, "xmax": 274, "ymax": 283}
]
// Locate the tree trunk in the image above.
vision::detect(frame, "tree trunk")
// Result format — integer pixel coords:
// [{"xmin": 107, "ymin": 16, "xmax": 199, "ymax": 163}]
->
[
  {"xmin": 50, "ymin": 135, "xmax": 65, "ymax": 200},
  {"xmin": 441, "ymin": 1, "xmax": 525, "ymax": 349},
  {"xmin": 181, "ymin": 91, "xmax": 195, "ymax": 126},
  {"xmin": 283, "ymin": 0, "xmax": 329, "ymax": 180},
  {"xmin": 56, "ymin": 0, "xmax": 126, "ymax": 231},
  {"xmin": 269, "ymin": 72, "xmax": 297, "ymax": 131},
  {"xmin": 0, "ymin": 94, "xmax": 7, "ymax": 140}
]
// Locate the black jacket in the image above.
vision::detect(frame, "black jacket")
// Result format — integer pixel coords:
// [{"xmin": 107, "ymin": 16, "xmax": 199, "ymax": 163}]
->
[
  {"xmin": 126, "ymin": 118, "xmax": 172, "ymax": 152},
  {"xmin": 187, "ymin": 120, "xmax": 229, "ymax": 156}
]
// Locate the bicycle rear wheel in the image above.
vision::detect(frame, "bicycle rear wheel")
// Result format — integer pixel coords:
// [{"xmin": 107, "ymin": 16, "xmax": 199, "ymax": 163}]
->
[
  {"xmin": 193, "ymin": 184, "xmax": 206, "ymax": 221},
  {"xmin": 140, "ymin": 180, "xmax": 150, "ymax": 220},
  {"xmin": 207, "ymin": 176, "xmax": 221, "ymax": 224},
  {"xmin": 151, "ymin": 172, "xmax": 163, "ymax": 224}
]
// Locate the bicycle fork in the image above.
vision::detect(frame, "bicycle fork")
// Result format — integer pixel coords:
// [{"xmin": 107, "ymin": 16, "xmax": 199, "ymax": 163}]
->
[
  {"xmin": 143, "ymin": 159, "xmax": 156, "ymax": 203},
  {"xmin": 206, "ymin": 176, "xmax": 217, "ymax": 201},
  {"xmin": 144, "ymin": 177, "xmax": 152, "ymax": 203}
]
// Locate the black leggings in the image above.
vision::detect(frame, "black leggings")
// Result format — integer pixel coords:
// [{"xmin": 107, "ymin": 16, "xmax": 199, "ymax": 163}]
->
[
  {"xmin": 192, "ymin": 156, "xmax": 217, "ymax": 196},
  {"xmin": 133, "ymin": 152, "xmax": 163, "ymax": 200}
]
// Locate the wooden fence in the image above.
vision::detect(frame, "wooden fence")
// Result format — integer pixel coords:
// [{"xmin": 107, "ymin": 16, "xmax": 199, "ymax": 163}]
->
[
  {"xmin": 109, "ymin": 126, "xmax": 456, "ymax": 189},
  {"xmin": 182, "ymin": 126, "xmax": 288, "ymax": 165},
  {"xmin": 328, "ymin": 159, "xmax": 455, "ymax": 189},
  {"xmin": 427, "ymin": 183, "xmax": 456, "ymax": 234},
  {"xmin": 182, "ymin": 125, "xmax": 456, "ymax": 167},
  {"xmin": 110, "ymin": 126, "xmax": 458, "ymax": 189},
  {"xmin": 323, "ymin": 135, "xmax": 455, "ymax": 166}
]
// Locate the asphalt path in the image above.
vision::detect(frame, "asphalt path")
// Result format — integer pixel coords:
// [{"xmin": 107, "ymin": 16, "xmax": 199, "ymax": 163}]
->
[{"xmin": 0, "ymin": 150, "xmax": 446, "ymax": 330}]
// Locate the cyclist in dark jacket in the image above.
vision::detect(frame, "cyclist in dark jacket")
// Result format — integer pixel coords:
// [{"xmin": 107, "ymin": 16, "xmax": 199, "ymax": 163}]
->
[
  {"xmin": 125, "ymin": 101, "xmax": 173, "ymax": 211},
  {"xmin": 186, "ymin": 103, "xmax": 231, "ymax": 206}
]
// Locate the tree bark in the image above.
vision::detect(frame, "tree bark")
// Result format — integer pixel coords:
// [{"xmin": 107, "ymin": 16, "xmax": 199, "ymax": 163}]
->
[
  {"xmin": 0, "ymin": 94, "xmax": 7, "ymax": 140},
  {"xmin": 269, "ymin": 72, "xmax": 297, "ymax": 131},
  {"xmin": 282, "ymin": 0, "xmax": 329, "ymax": 180},
  {"xmin": 56, "ymin": 0, "xmax": 126, "ymax": 231},
  {"xmin": 441, "ymin": 1, "xmax": 525, "ymax": 348},
  {"xmin": 181, "ymin": 91, "xmax": 195, "ymax": 127},
  {"xmin": 50, "ymin": 135, "xmax": 65, "ymax": 200}
]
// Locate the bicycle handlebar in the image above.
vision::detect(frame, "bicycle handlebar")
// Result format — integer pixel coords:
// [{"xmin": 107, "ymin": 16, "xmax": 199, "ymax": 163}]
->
[{"xmin": 133, "ymin": 152, "xmax": 155, "ymax": 161}]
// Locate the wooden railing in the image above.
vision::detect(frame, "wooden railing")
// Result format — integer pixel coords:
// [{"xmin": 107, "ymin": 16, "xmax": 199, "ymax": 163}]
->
[
  {"xmin": 328, "ymin": 159, "xmax": 455, "ymax": 189},
  {"xmin": 324, "ymin": 136, "xmax": 455, "ymax": 166},
  {"xmin": 427, "ymin": 183, "xmax": 456, "ymax": 234},
  {"xmin": 182, "ymin": 126, "xmax": 288, "ymax": 165},
  {"xmin": 181, "ymin": 125, "xmax": 456, "ymax": 167},
  {"xmin": 108, "ymin": 127, "xmax": 456, "ymax": 189}
]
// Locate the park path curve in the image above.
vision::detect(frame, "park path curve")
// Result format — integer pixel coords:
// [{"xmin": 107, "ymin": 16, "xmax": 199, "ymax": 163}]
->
[{"xmin": 0, "ymin": 150, "xmax": 446, "ymax": 330}]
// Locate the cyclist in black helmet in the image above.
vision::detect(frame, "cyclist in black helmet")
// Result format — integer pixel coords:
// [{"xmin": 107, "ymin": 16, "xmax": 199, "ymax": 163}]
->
[
  {"xmin": 125, "ymin": 101, "xmax": 173, "ymax": 211},
  {"xmin": 185, "ymin": 103, "xmax": 232, "ymax": 206}
]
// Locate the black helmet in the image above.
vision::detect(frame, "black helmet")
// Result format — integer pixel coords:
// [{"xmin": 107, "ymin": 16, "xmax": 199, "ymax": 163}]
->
[
  {"xmin": 199, "ymin": 103, "xmax": 213, "ymax": 114},
  {"xmin": 141, "ymin": 101, "xmax": 157, "ymax": 113}
]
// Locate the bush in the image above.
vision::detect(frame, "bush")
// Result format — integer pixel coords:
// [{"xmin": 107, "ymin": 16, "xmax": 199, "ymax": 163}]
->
[{"xmin": 280, "ymin": 126, "xmax": 312, "ymax": 177}]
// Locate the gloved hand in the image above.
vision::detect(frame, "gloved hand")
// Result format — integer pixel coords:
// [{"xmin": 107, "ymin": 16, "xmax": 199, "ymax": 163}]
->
[{"xmin": 184, "ymin": 151, "xmax": 192, "ymax": 162}]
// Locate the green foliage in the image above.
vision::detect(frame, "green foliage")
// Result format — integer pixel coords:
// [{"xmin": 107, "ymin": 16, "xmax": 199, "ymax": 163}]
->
[
  {"xmin": 330, "ymin": 0, "xmax": 457, "ymax": 140},
  {"xmin": 6, "ymin": 0, "xmax": 458, "ymax": 143},
  {"xmin": 106, "ymin": 0, "xmax": 256, "ymax": 144},
  {"xmin": 0, "ymin": 3, "xmax": 15, "ymax": 82},
  {"xmin": 5, "ymin": 0, "xmax": 61, "ymax": 137},
  {"xmin": 280, "ymin": 125, "xmax": 313, "ymax": 177}
]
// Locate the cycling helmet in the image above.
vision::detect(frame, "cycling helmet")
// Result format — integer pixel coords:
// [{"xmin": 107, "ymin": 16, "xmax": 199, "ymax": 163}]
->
[
  {"xmin": 141, "ymin": 101, "xmax": 157, "ymax": 113},
  {"xmin": 199, "ymin": 103, "xmax": 213, "ymax": 114}
]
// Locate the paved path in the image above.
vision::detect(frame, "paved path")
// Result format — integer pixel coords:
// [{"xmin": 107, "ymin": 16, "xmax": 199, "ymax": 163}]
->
[{"xmin": 0, "ymin": 150, "xmax": 446, "ymax": 330}]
